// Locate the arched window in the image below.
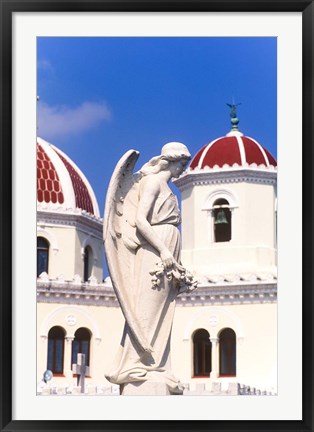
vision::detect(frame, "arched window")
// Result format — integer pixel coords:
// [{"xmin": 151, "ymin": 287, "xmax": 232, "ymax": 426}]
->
[
  {"xmin": 37, "ymin": 236, "xmax": 49, "ymax": 277},
  {"xmin": 71, "ymin": 327, "xmax": 91, "ymax": 368},
  {"xmin": 47, "ymin": 326, "xmax": 65, "ymax": 374},
  {"xmin": 193, "ymin": 329, "xmax": 212, "ymax": 377},
  {"xmin": 219, "ymin": 328, "xmax": 236, "ymax": 376},
  {"xmin": 83, "ymin": 246, "xmax": 93, "ymax": 282},
  {"xmin": 213, "ymin": 199, "xmax": 232, "ymax": 242}
]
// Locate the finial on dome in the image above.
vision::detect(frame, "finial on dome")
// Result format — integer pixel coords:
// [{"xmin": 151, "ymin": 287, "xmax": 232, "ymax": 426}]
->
[{"xmin": 227, "ymin": 99, "xmax": 241, "ymax": 131}]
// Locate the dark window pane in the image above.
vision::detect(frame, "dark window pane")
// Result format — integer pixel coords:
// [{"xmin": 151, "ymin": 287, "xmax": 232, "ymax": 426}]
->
[
  {"xmin": 47, "ymin": 339, "xmax": 54, "ymax": 371},
  {"xmin": 81, "ymin": 341, "xmax": 89, "ymax": 364},
  {"xmin": 55, "ymin": 339, "xmax": 64, "ymax": 373},
  {"xmin": 37, "ymin": 237, "xmax": 49, "ymax": 276},
  {"xmin": 193, "ymin": 329, "xmax": 211, "ymax": 376},
  {"xmin": 37, "ymin": 237, "xmax": 49, "ymax": 248},
  {"xmin": 84, "ymin": 248, "xmax": 89, "ymax": 282},
  {"xmin": 72, "ymin": 328, "xmax": 91, "ymax": 368},
  {"xmin": 47, "ymin": 326, "xmax": 65, "ymax": 374},
  {"xmin": 72, "ymin": 340, "xmax": 80, "ymax": 366},
  {"xmin": 37, "ymin": 250, "xmax": 48, "ymax": 275},
  {"xmin": 219, "ymin": 328, "xmax": 236, "ymax": 376}
]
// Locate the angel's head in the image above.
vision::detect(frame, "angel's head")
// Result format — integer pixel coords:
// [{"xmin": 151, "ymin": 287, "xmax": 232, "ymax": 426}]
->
[{"xmin": 140, "ymin": 142, "xmax": 191, "ymax": 177}]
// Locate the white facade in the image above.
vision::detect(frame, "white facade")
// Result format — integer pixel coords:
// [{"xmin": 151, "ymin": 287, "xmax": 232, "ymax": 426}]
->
[
  {"xmin": 177, "ymin": 167, "xmax": 277, "ymax": 278},
  {"xmin": 37, "ymin": 131, "xmax": 277, "ymax": 396},
  {"xmin": 37, "ymin": 208, "xmax": 103, "ymax": 283}
]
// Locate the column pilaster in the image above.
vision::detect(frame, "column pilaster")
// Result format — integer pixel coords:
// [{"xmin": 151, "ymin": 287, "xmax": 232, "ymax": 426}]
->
[
  {"xmin": 210, "ymin": 337, "xmax": 219, "ymax": 379},
  {"xmin": 64, "ymin": 336, "xmax": 74, "ymax": 379}
]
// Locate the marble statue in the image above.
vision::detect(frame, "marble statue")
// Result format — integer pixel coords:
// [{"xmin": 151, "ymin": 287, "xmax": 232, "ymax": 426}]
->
[{"xmin": 103, "ymin": 142, "xmax": 197, "ymax": 395}]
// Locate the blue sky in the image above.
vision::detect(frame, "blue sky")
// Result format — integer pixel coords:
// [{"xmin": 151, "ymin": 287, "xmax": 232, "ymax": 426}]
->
[{"xmin": 37, "ymin": 37, "xmax": 277, "ymax": 214}]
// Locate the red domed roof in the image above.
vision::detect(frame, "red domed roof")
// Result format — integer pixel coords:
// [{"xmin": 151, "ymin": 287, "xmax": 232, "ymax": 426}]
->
[
  {"xmin": 37, "ymin": 137, "xmax": 100, "ymax": 217},
  {"xmin": 190, "ymin": 131, "xmax": 277, "ymax": 170}
]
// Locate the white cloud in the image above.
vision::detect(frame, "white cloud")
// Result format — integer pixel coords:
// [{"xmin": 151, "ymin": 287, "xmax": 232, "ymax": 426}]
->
[
  {"xmin": 38, "ymin": 59, "xmax": 55, "ymax": 74},
  {"xmin": 37, "ymin": 101, "xmax": 112, "ymax": 139}
]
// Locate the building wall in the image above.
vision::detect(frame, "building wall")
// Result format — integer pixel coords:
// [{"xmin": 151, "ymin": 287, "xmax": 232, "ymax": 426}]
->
[
  {"xmin": 37, "ymin": 225, "xmax": 77, "ymax": 280},
  {"xmin": 37, "ymin": 298, "xmax": 277, "ymax": 393},
  {"xmin": 75, "ymin": 229, "xmax": 103, "ymax": 282},
  {"xmin": 37, "ymin": 302, "xmax": 124, "ymax": 386},
  {"xmin": 37, "ymin": 220, "xmax": 103, "ymax": 283},
  {"xmin": 181, "ymin": 181, "xmax": 276, "ymax": 276},
  {"xmin": 37, "ymin": 161, "xmax": 277, "ymax": 395},
  {"xmin": 171, "ymin": 302, "xmax": 277, "ymax": 392}
]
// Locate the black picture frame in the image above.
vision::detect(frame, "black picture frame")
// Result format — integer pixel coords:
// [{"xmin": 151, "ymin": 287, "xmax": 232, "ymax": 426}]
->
[{"xmin": 1, "ymin": 1, "xmax": 313, "ymax": 431}]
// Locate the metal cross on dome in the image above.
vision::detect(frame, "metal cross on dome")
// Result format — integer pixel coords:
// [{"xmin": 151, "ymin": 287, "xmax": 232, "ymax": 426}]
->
[{"xmin": 227, "ymin": 99, "xmax": 241, "ymax": 131}]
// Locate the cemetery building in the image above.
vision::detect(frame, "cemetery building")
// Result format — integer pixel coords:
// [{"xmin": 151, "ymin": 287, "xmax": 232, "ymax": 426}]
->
[{"xmin": 36, "ymin": 114, "xmax": 277, "ymax": 395}]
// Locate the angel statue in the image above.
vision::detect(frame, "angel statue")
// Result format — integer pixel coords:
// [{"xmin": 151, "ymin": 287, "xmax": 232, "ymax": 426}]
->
[{"xmin": 103, "ymin": 142, "xmax": 197, "ymax": 395}]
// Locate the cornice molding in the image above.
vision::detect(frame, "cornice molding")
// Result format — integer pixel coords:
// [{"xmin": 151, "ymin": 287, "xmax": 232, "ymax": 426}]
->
[
  {"xmin": 37, "ymin": 204, "xmax": 103, "ymax": 222},
  {"xmin": 37, "ymin": 279, "xmax": 277, "ymax": 307},
  {"xmin": 174, "ymin": 167, "xmax": 277, "ymax": 191},
  {"xmin": 37, "ymin": 209, "xmax": 103, "ymax": 237},
  {"xmin": 177, "ymin": 282, "xmax": 277, "ymax": 306},
  {"xmin": 37, "ymin": 280, "xmax": 118, "ymax": 307}
]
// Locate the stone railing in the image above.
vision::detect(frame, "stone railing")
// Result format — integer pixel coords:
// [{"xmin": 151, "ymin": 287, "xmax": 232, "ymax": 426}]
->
[{"xmin": 37, "ymin": 381, "xmax": 276, "ymax": 396}]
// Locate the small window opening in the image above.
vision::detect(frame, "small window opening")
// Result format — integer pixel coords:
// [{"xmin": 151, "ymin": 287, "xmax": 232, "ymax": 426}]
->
[
  {"xmin": 193, "ymin": 329, "xmax": 212, "ymax": 377},
  {"xmin": 37, "ymin": 237, "xmax": 49, "ymax": 276},
  {"xmin": 213, "ymin": 199, "xmax": 231, "ymax": 242}
]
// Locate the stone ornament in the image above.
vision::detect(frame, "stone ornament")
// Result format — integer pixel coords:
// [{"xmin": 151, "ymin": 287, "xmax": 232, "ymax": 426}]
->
[
  {"xmin": 103, "ymin": 143, "xmax": 197, "ymax": 395},
  {"xmin": 66, "ymin": 314, "xmax": 76, "ymax": 326}
]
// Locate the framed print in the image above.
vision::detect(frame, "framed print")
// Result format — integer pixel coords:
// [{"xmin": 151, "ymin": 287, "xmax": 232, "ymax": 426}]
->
[{"xmin": 1, "ymin": 1, "xmax": 313, "ymax": 431}]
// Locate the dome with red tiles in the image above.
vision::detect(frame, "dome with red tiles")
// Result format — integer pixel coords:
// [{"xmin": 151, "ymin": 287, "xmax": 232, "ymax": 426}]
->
[
  {"xmin": 37, "ymin": 137, "xmax": 100, "ymax": 217},
  {"xmin": 190, "ymin": 130, "xmax": 277, "ymax": 170},
  {"xmin": 190, "ymin": 104, "xmax": 276, "ymax": 171}
]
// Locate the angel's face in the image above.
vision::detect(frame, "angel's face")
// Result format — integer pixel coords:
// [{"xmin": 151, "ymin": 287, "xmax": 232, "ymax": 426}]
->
[{"xmin": 169, "ymin": 159, "xmax": 189, "ymax": 178}]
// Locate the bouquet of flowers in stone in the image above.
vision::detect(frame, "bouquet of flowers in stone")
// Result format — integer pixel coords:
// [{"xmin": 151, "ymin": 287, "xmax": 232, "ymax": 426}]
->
[{"xmin": 150, "ymin": 260, "xmax": 198, "ymax": 294}]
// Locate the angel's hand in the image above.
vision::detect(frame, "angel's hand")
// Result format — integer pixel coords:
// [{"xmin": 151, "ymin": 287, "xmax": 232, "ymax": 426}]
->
[
  {"xmin": 173, "ymin": 261, "xmax": 185, "ymax": 273},
  {"xmin": 160, "ymin": 248, "xmax": 175, "ymax": 270}
]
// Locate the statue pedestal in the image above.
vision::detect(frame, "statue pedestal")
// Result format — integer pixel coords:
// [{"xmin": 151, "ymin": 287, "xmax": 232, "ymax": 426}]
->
[{"xmin": 121, "ymin": 381, "xmax": 173, "ymax": 396}]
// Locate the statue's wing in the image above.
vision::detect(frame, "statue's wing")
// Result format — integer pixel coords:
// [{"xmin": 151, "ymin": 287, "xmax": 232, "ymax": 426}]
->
[{"xmin": 103, "ymin": 150, "xmax": 152, "ymax": 353}]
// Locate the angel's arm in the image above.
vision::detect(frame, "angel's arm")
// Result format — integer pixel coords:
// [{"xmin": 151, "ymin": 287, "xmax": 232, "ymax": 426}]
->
[{"xmin": 135, "ymin": 176, "xmax": 174, "ymax": 270}]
